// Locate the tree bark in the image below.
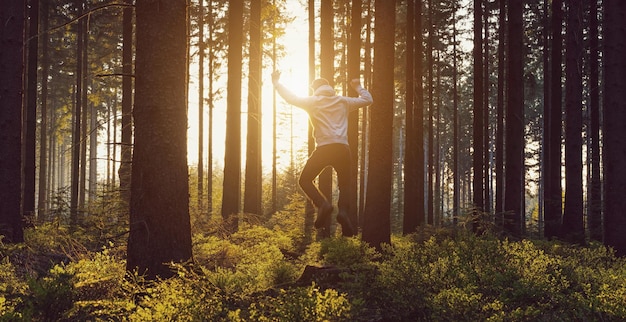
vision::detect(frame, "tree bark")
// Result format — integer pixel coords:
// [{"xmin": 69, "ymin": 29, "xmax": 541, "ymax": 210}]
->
[
  {"xmin": 24, "ymin": 0, "xmax": 39, "ymax": 221},
  {"xmin": 38, "ymin": 0, "xmax": 50, "ymax": 220},
  {"xmin": 127, "ymin": 0, "xmax": 192, "ymax": 279},
  {"xmin": 119, "ymin": 0, "xmax": 133, "ymax": 208},
  {"xmin": 504, "ymin": 0, "xmax": 525, "ymax": 238},
  {"xmin": 587, "ymin": 0, "xmax": 601, "ymax": 242},
  {"xmin": 363, "ymin": 0, "xmax": 395, "ymax": 250},
  {"xmin": 221, "ymin": 0, "xmax": 244, "ymax": 233},
  {"xmin": 562, "ymin": 0, "xmax": 584, "ymax": 244},
  {"xmin": 347, "ymin": 0, "xmax": 362, "ymax": 234},
  {"xmin": 603, "ymin": 0, "xmax": 626, "ymax": 256},
  {"xmin": 0, "ymin": 0, "xmax": 26, "ymax": 243},
  {"xmin": 473, "ymin": 0, "xmax": 485, "ymax": 224},
  {"xmin": 70, "ymin": 1, "xmax": 84, "ymax": 228},
  {"xmin": 319, "ymin": 0, "xmax": 334, "ymax": 234},
  {"xmin": 544, "ymin": 0, "xmax": 563, "ymax": 239},
  {"xmin": 244, "ymin": 0, "xmax": 263, "ymax": 216},
  {"xmin": 495, "ymin": 0, "xmax": 506, "ymax": 221}
]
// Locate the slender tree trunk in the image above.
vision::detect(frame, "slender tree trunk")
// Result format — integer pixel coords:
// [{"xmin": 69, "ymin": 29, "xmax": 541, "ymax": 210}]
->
[
  {"xmin": 483, "ymin": 2, "xmax": 491, "ymax": 215},
  {"xmin": 453, "ymin": 1, "xmax": 460, "ymax": 225},
  {"xmin": 79, "ymin": 27, "xmax": 88, "ymax": 210},
  {"xmin": 495, "ymin": 0, "xmax": 506, "ymax": 220},
  {"xmin": 198, "ymin": 0, "xmax": 205, "ymax": 210},
  {"xmin": 319, "ymin": 0, "xmax": 334, "ymax": 234},
  {"xmin": 70, "ymin": 1, "xmax": 84, "ymax": 228},
  {"xmin": 38, "ymin": 0, "xmax": 50, "ymax": 220},
  {"xmin": 504, "ymin": 0, "xmax": 525, "ymax": 238},
  {"xmin": 119, "ymin": 0, "xmax": 133, "ymax": 208},
  {"xmin": 359, "ymin": 0, "xmax": 373, "ymax": 227},
  {"xmin": 587, "ymin": 0, "xmax": 601, "ymax": 242},
  {"xmin": 24, "ymin": 0, "xmax": 39, "ymax": 221},
  {"xmin": 539, "ymin": 0, "xmax": 549, "ymax": 235},
  {"xmin": 347, "ymin": 0, "xmax": 362, "ymax": 232},
  {"xmin": 128, "ymin": 0, "xmax": 192, "ymax": 279},
  {"xmin": 473, "ymin": 0, "xmax": 484, "ymax": 226},
  {"xmin": 244, "ymin": 0, "xmax": 262, "ymax": 216},
  {"xmin": 207, "ymin": 0, "xmax": 214, "ymax": 217},
  {"xmin": 427, "ymin": 0, "xmax": 434, "ymax": 226},
  {"xmin": 544, "ymin": 0, "xmax": 563, "ymax": 239},
  {"xmin": 602, "ymin": 0, "xmax": 626, "ymax": 256},
  {"xmin": 0, "ymin": 0, "xmax": 25, "ymax": 243},
  {"xmin": 363, "ymin": 0, "xmax": 395, "ymax": 249},
  {"xmin": 221, "ymin": 0, "xmax": 244, "ymax": 233}
]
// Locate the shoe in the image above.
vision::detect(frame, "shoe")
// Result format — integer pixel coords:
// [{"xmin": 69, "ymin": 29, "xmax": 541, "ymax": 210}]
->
[
  {"xmin": 315, "ymin": 202, "xmax": 333, "ymax": 229},
  {"xmin": 336, "ymin": 210, "xmax": 355, "ymax": 237}
]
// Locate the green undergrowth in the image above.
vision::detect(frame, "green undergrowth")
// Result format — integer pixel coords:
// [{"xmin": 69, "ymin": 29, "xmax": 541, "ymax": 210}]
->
[{"xmin": 1, "ymin": 223, "xmax": 626, "ymax": 321}]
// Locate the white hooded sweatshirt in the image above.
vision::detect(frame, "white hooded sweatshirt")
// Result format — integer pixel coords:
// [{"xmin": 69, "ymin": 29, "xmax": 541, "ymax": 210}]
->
[{"xmin": 274, "ymin": 83, "xmax": 373, "ymax": 147}]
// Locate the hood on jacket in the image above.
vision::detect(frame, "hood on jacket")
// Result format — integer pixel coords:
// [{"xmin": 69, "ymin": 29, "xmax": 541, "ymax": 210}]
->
[{"xmin": 314, "ymin": 84, "xmax": 336, "ymax": 97}]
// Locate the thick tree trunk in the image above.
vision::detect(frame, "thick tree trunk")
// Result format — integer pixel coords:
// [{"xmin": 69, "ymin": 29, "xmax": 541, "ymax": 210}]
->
[
  {"xmin": 603, "ymin": 0, "xmax": 626, "ymax": 256},
  {"xmin": 544, "ymin": 0, "xmax": 563, "ymax": 239},
  {"xmin": 403, "ymin": 0, "xmax": 424, "ymax": 234},
  {"xmin": 127, "ymin": 0, "xmax": 192, "ymax": 279},
  {"xmin": 244, "ymin": 0, "xmax": 263, "ymax": 216},
  {"xmin": 119, "ymin": 0, "xmax": 133, "ymax": 208},
  {"xmin": 472, "ymin": 0, "xmax": 484, "ymax": 223},
  {"xmin": 24, "ymin": 0, "xmax": 39, "ymax": 221},
  {"xmin": 504, "ymin": 0, "xmax": 525, "ymax": 238},
  {"xmin": 562, "ymin": 0, "xmax": 584, "ymax": 244},
  {"xmin": 0, "ymin": 0, "xmax": 25, "ymax": 243},
  {"xmin": 363, "ymin": 0, "xmax": 395, "ymax": 250},
  {"xmin": 221, "ymin": 0, "xmax": 244, "ymax": 233}
]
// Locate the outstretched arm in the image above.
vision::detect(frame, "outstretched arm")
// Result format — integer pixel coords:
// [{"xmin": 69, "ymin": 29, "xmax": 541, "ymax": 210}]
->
[{"xmin": 272, "ymin": 70, "xmax": 314, "ymax": 108}]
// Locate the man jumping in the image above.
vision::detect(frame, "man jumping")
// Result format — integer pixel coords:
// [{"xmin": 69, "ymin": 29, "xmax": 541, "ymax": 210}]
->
[{"xmin": 271, "ymin": 71, "xmax": 373, "ymax": 236}]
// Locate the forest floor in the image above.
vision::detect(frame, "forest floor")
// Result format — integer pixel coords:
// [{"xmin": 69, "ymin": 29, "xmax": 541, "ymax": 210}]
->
[{"xmin": 1, "ymin": 217, "xmax": 626, "ymax": 321}]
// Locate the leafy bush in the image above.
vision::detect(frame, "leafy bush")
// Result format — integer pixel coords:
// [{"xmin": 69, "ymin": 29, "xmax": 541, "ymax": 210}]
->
[{"xmin": 249, "ymin": 283, "xmax": 352, "ymax": 321}]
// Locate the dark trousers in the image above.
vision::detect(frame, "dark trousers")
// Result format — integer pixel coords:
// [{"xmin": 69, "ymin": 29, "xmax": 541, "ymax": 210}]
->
[{"xmin": 299, "ymin": 143, "xmax": 351, "ymax": 212}]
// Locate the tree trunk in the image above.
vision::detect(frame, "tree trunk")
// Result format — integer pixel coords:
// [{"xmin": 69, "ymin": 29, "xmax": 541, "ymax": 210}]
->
[
  {"xmin": 544, "ymin": 0, "xmax": 563, "ymax": 239},
  {"xmin": 562, "ymin": 0, "xmax": 584, "ymax": 244},
  {"xmin": 303, "ymin": 0, "xmax": 316, "ymax": 241},
  {"xmin": 587, "ymin": 0, "xmax": 601, "ymax": 242},
  {"xmin": 504, "ymin": 0, "xmax": 524, "ymax": 238},
  {"xmin": 24, "ymin": 0, "xmax": 39, "ymax": 221},
  {"xmin": 453, "ymin": 1, "xmax": 460, "ymax": 225},
  {"xmin": 197, "ymin": 0, "xmax": 205, "ymax": 210},
  {"xmin": 319, "ymin": 0, "xmax": 334, "ymax": 234},
  {"xmin": 347, "ymin": 0, "xmax": 362, "ymax": 234},
  {"xmin": 221, "ymin": 0, "xmax": 244, "ymax": 233},
  {"xmin": 602, "ymin": 0, "xmax": 626, "ymax": 256},
  {"xmin": 0, "ymin": 0, "xmax": 25, "ymax": 243},
  {"xmin": 427, "ymin": 0, "xmax": 434, "ymax": 226},
  {"xmin": 38, "ymin": 0, "xmax": 50, "ymax": 220},
  {"xmin": 244, "ymin": 0, "xmax": 263, "ymax": 216},
  {"xmin": 207, "ymin": 0, "xmax": 215, "ymax": 217},
  {"xmin": 363, "ymin": 0, "xmax": 395, "ymax": 250},
  {"xmin": 495, "ymin": 0, "xmax": 506, "ymax": 222},
  {"xmin": 127, "ymin": 0, "xmax": 192, "ymax": 279},
  {"xmin": 70, "ymin": 1, "xmax": 84, "ymax": 228},
  {"xmin": 119, "ymin": 0, "xmax": 133, "ymax": 208},
  {"xmin": 473, "ymin": 0, "xmax": 485, "ymax": 224},
  {"xmin": 403, "ymin": 0, "xmax": 425, "ymax": 234}
]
